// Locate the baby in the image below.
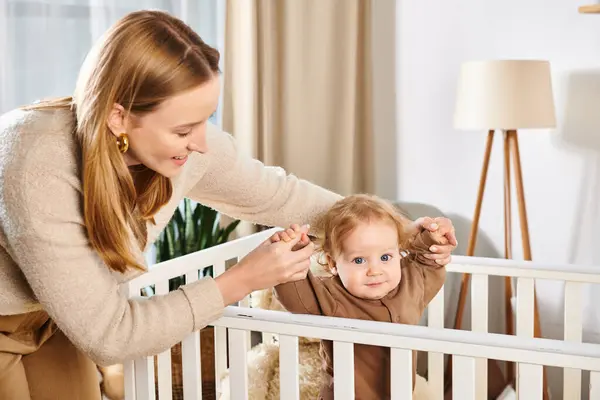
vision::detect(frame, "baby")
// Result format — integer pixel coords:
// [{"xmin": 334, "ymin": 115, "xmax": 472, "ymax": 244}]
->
[{"xmin": 272, "ymin": 194, "xmax": 448, "ymax": 400}]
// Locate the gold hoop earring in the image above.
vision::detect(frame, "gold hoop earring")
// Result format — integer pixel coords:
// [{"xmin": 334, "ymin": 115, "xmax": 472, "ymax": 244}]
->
[{"xmin": 116, "ymin": 133, "xmax": 129, "ymax": 153}]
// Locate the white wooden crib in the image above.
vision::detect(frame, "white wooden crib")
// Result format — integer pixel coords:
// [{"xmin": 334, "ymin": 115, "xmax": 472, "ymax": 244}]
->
[{"xmin": 124, "ymin": 228, "xmax": 600, "ymax": 400}]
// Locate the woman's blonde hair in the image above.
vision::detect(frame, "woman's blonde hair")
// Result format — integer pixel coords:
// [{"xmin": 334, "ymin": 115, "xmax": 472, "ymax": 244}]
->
[
  {"xmin": 23, "ymin": 10, "xmax": 220, "ymax": 273},
  {"xmin": 313, "ymin": 194, "xmax": 413, "ymax": 272}
]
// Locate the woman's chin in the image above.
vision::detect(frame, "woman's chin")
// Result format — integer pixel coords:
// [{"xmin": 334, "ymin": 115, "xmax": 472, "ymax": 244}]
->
[{"xmin": 154, "ymin": 160, "xmax": 187, "ymax": 178}]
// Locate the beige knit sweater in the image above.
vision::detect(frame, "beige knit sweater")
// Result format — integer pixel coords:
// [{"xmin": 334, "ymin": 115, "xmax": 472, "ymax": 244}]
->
[{"xmin": 0, "ymin": 107, "xmax": 341, "ymax": 366}]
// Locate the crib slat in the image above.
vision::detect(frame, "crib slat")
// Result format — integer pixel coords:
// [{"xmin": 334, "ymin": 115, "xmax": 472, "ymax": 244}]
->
[
  {"xmin": 157, "ymin": 349, "xmax": 173, "ymax": 400},
  {"xmin": 260, "ymin": 291, "xmax": 277, "ymax": 345},
  {"xmin": 516, "ymin": 277, "xmax": 535, "ymax": 395},
  {"xmin": 452, "ymin": 355, "xmax": 476, "ymax": 399},
  {"xmin": 471, "ymin": 273, "xmax": 489, "ymax": 400},
  {"xmin": 229, "ymin": 328, "xmax": 249, "ymax": 400},
  {"xmin": 518, "ymin": 363, "xmax": 543, "ymax": 400},
  {"xmin": 155, "ymin": 280, "xmax": 173, "ymax": 400},
  {"xmin": 235, "ymin": 251, "xmax": 253, "ymax": 351},
  {"xmin": 181, "ymin": 336, "xmax": 201, "ymax": 398},
  {"xmin": 239, "ymin": 295, "xmax": 250, "ymax": 308},
  {"xmin": 471, "ymin": 274, "xmax": 489, "ymax": 332},
  {"xmin": 516, "ymin": 277, "xmax": 535, "ymax": 337},
  {"xmin": 239, "ymin": 293, "xmax": 252, "ymax": 351},
  {"xmin": 182, "ymin": 271, "xmax": 202, "ymax": 399},
  {"xmin": 124, "ymin": 285, "xmax": 154, "ymax": 400},
  {"xmin": 563, "ymin": 281, "xmax": 583, "ymax": 400},
  {"xmin": 279, "ymin": 335, "xmax": 300, "ymax": 400},
  {"xmin": 333, "ymin": 341, "xmax": 354, "ymax": 399},
  {"xmin": 590, "ymin": 371, "xmax": 600, "ymax": 399},
  {"xmin": 124, "ymin": 360, "xmax": 136, "ymax": 400},
  {"xmin": 428, "ymin": 285, "xmax": 444, "ymax": 328},
  {"xmin": 391, "ymin": 348, "xmax": 412, "ymax": 399},
  {"xmin": 134, "ymin": 357, "xmax": 156, "ymax": 400},
  {"xmin": 427, "ymin": 286, "xmax": 444, "ymax": 400},
  {"xmin": 215, "ymin": 326, "xmax": 228, "ymax": 396},
  {"xmin": 262, "ymin": 332, "xmax": 277, "ymax": 344},
  {"xmin": 213, "ymin": 260, "xmax": 229, "ymax": 398},
  {"xmin": 213, "ymin": 259, "xmax": 227, "ymax": 276},
  {"xmin": 428, "ymin": 352, "xmax": 444, "ymax": 400}
]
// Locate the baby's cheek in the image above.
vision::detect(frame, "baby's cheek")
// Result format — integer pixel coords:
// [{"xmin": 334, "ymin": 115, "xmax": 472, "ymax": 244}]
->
[{"xmin": 389, "ymin": 267, "xmax": 402, "ymax": 287}]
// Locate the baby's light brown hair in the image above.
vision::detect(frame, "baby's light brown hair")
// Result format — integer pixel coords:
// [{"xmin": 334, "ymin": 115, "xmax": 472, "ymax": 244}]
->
[{"xmin": 312, "ymin": 194, "xmax": 413, "ymax": 272}]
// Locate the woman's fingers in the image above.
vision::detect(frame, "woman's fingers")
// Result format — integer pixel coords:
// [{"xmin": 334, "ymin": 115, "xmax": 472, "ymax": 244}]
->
[
  {"xmin": 280, "ymin": 230, "xmax": 293, "ymax": 242},
  {"xmin": 291, "ymin": 233, "xmax": 311, "ymax": 251},
  {"xmin": 288, "ymin": 267, "xmax": 310, "ymax": 282},
  {"xmin": 289, "ymin": 238, "xmax": 314, "ymax": 261},
  {"xmin": 423, "ymin": 250, "xmax": 453, "ymax": 265},
  {"xmin": 288, "ymin": 258, "xmax": 311, "ymax": 279},
  {"xmin": 424, "ymin": 244, "xmax": 453, "ymax": 257}
]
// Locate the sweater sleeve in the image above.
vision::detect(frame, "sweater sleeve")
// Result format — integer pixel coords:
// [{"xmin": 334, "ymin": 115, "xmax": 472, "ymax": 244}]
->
[
  {"xmin": 405, "ymin": 230, "xmax": 448, "ymax": 308},
  {"xmin": 274, "ymin": 271, "xmax": 338, "ymax": 316},
  {"xmin": 185, "ymin": 125, "xmax": 342, "ymax": 230},
  {"xmin": 1, "ymin": 137, "xmax": 224, "ymax": 367}
]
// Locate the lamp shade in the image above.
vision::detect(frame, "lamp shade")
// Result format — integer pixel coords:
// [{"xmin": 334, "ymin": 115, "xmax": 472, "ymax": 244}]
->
[{"xmin": 453, "ymin": 60, "xmax": 556, "ymax": 130}]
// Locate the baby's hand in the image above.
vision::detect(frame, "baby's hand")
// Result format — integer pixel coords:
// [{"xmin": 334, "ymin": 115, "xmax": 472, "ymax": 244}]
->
[{"xmin": 270, "ymin": 224, "xmax": 311, "ymax": 251}]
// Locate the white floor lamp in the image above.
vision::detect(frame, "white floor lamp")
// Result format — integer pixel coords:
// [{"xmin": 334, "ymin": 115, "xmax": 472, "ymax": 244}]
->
[{"xmin": 449, "ymin": 59, "xmax": 556, "ymax": 400}]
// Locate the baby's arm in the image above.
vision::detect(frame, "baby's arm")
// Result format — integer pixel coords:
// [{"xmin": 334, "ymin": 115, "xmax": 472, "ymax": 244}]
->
[
  {"xmin": 269, "ymin": 228, "xmax": 338, "ymax": 315},
  {"xmin": 405, "ymin": 229, "xmax": 449, "ymax": 307},
  {"xmin": 273, "ymin": 270, "xmax": 337, "ymax": 315}
]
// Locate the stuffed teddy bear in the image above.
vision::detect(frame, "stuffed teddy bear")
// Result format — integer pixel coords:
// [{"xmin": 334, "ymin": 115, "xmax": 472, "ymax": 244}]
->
[{"xmin": 218, "ymin": 263, "xmax": 434, "ymax": 400}]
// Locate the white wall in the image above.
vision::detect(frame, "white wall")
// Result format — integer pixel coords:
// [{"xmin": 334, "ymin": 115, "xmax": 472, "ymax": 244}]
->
[{"xmin": 396, "ymin": 0, "xmax": 600, "ymax": 396}]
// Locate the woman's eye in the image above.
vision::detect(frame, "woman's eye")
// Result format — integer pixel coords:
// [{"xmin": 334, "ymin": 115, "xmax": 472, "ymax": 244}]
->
[
  {"xmin": 177, "ymin": 131, "xmax": 192, "ymax": 137},
  {"xmin": 352, "ymin": 257, "xmax": 365, "ymax": 264}
]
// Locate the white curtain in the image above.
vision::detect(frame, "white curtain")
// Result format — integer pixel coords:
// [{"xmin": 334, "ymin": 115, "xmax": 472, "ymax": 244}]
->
[
  {"xmin": 0, "ymin": 0, "xmax": 225, "ymax": 121},
  {"xmin": 0, "ymin": 0, "xmax": 225, "ymax": 267}
]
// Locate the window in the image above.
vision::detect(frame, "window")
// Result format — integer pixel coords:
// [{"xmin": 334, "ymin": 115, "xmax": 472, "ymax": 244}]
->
[{"xmin": 0, "ymin": 0, "xmax": 225, "ymax": 122}]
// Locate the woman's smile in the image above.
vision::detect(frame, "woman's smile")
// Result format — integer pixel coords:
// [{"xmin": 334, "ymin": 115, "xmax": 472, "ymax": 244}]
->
[{"xmin": 172, "ymin": 155, "xmax": 188, "ymax": 166}]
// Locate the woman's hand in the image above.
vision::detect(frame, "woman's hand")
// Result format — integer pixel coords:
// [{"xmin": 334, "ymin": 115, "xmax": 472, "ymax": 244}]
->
[
  {"xmin": 410, "ymin": 216, "xmax": 457, "ymax": 265},
  {"xmin": 214, "ymin": 225, "xmax": 314, "ymax": 305}
]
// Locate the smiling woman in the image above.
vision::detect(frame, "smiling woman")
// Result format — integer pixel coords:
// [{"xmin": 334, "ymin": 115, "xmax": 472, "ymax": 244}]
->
[
  {"xmin": 0, "ymin": 9, "xmax": 344, "ymax": 399},
  {"xmin": 26, "ymin": 10, "xmax": 223, "ymax": 274},
  {"xmin": 0, "ymin": 8, "xmax": 457, "ymax": 400}
]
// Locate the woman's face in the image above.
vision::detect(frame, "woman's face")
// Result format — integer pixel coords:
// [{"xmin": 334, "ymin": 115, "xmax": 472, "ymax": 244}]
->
[{"xmin": 108, "ymin": 74, "xmax": 220, "ymax": 178}]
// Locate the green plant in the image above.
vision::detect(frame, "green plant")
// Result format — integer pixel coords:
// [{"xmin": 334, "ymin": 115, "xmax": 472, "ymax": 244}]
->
[{"xmin": 151, "ymin": 198, "xmax": 240, "ymax": 292}]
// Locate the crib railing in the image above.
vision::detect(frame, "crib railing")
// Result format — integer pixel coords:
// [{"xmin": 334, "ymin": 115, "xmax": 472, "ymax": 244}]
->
[
  {"xmin": 124, "ymin": 228, "xmax": 275, "ymax": 400},
  {"xmin": 124, "ymin": 228, "xmax": 600, "ymax": 400},
  {"xmin": 218, "ymin": 306, "xmax": 600, "ymax": 400},
  {"xmin": 431, "ymin": 256, "xmax": 600, "ymax": 399}
]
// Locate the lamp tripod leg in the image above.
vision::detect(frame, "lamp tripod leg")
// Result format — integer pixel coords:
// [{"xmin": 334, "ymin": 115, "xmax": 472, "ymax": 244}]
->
[{"xmin": 503, "ymin": 131, "xmax": 515, "ymax": 383}]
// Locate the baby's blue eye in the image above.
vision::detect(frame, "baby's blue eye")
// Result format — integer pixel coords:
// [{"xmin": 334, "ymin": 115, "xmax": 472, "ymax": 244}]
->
[
  {"xmin": 381, "ymin": 254, "xmax": 391, "ymax": 262},
  {"xmin": 353, "ymin": 257, "xmax": 365, "ymax": 264}
]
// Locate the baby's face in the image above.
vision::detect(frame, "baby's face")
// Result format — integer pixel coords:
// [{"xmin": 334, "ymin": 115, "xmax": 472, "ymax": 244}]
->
[{"xmin": 332, "ymin": 220, "xmax": 402, "ymax": 300}]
